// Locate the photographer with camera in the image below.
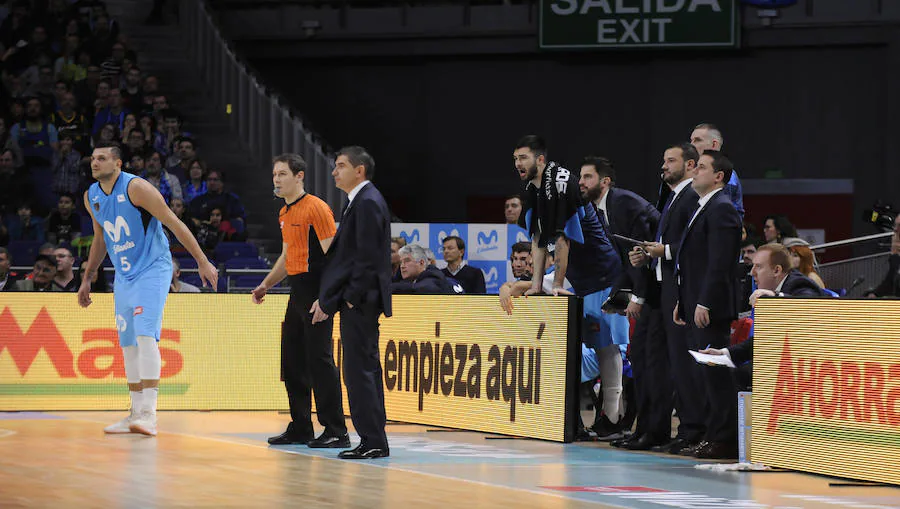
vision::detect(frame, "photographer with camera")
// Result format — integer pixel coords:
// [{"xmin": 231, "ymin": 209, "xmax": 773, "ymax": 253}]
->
[{"xmin": 865, "ymin": 213, "xmax": 900, "ymax": 298}]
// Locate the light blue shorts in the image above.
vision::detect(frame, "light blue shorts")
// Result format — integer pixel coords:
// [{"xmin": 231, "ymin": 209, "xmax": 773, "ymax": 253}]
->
[
  {"xmin": 113, "ymin": 260, "xmax": 172, "ymax": 347},
  {"xmin": 582, "ymin": 287, "xmax": 630, "ymax": 350}
]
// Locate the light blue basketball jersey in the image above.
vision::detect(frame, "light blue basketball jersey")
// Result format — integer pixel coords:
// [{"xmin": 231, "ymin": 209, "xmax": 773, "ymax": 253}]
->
[{"xmin": 88, "ymin": 172, "xmax": 170, "ymax": 281}]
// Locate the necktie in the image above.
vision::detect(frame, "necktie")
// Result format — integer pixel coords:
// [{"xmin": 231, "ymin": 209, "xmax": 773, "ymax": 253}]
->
[
  {"xmin": 651, "ymin": 192, "xmax": 676, "ymax": 271},
  {"xmin": 597, "ymin": 205, "xmax": 610, "ymax": 232},
  {"xmin": 340, "ymin": 200, "xmax": 350, "ymax": 219}
]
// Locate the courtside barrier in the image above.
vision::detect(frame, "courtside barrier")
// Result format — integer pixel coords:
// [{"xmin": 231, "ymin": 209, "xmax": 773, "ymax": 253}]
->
[{"xmin": 0, "ymin": 294, "xmax": 581, "ymax": 442}]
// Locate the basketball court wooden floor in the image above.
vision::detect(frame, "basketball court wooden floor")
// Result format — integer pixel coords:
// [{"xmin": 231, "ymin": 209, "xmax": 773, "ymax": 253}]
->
[{"xmin": 1, "ymin": 411, "xmax": 898, "ymax": 509}]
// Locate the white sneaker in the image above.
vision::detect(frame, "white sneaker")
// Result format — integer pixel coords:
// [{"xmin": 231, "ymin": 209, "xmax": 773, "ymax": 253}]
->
[
  {"xmin": 128, "ymin": 411, "xmax": 158, "ymax": 437},
  {"xmin": 104, "ymin": 409, "xmax": 139, "ymax": 434}
]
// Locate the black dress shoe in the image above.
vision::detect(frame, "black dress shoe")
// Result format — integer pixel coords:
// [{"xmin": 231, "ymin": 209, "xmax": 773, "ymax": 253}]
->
[
  {"xmin": 676, "ymin": 440, "xmax": 707, "ymax": 456},
  {"xmin": 624, "ymin": 434, "xmax": 666, "ymax": 451},
  {"xmin": 338, "ymin": 443, "xmax": 390, "ymax": 460},
  {"xmin": 267, "ymin": 422, "xmax": 312, "ymax": 445},
  {"xmin": 648, "ymin": 437, "xmax": 681, "ymax": 454},
  {"xmin": 610, "ymin": 433, "xmax": 640, "ymax": 448},
  {"xmin": 308, "ymin": 431, "xmax": 351, "ymax": 449},
  {"xmin": 694, "ymin": 441, "xmax": 738, "ymax": 459}
]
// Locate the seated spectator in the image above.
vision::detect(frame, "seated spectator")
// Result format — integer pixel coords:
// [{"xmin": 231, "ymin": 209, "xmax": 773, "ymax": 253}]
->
[
  {"xmin": 391, "ymin": 244, "xmax": 462, "ymax": 294},
  {"xmin": 46, "ymin": 192, "xmax": 82, "ymax": 244},
  {"xmin": 125, "ymin": 152, "xmax": 144, "ymax": 174},
  {"xmin": 54, "ymin": 34, "xmax": 83, "ymax": 81},
  {"xmin": 741, "ymin": 221, "xmax": 758, "ymax": 243},
  {"xmin": 700, "ymin": 243, "xmax": 828, "ymax": 390},
  {"xmin": 14, "ymin": 254, "xmax": 61, "ymax": 291},
  {"xmin": 865, "ymin": 214, "xmax": 900, "ymax": 298},
  {"xmin": 740, "ymin": 237, "xmax": 761, "ymax": 265},
  {"xmin": 182, "ymin": 158, "xmax": 207, "ymax": 202},
  {"xmin": 424, "ymin": 247, "xmax": 437, "ymax": 266},
  {"xmin": 52, "ymin": 92, "xmax": 91, "ymax": 155},
  {"xmin": 0, "ymin": 116, "xmax": 25, "ymax": 167},
  {"xmin": 154, "ymin": 107, "xmax": 193, "ymax": 158},
  {"xmin": 0, "ymin": 247, "xmax": 20, "ymax": 291},
  {"xmin": 139, "ymin": 113, "xmax": 159, "ymax": 143},
  {"xmin": 195, "ymin": 207, "xmax": 235, "ymax": 255},
  {"xmin": 12, "ymin": 97, "xmax": 59, "ymax": 209},
  {"xmin": 123, "ymin": 126, "xmax": 147, "ymax": 161},
  {"xmin": 508, "ymin": 241, "xmax": 533, "ymax": 281},
  {"xmin": 92, "ymin": 87, "xmax": 129, "ymax": 134},
  {"xmin": 51, "ymin": 133, "xmax": 83, "ymax": 197},
  {"xmin": 7, "ymin": 202, "xmax": 46, "ymax": 242},
  {"xmin": 189, "ymin": 169, "xmax": 245, "ymax": 235},
  {"xmin": 92, "ymin": 80, "xmax": 111, "ymax": 115},
  {"xmin": 0, "ymin": 148, "xmax": 33, "ymax": 218},
  {"xmin": 140, "ymin": 75, "xmax": 161, "ymax": 116},
  {"xmin": 121, "ymin": 66, "xmax": 143, "ymax": 109},
  {"xmin": 505, "ymin": 194, "xmax": 522, "ymax": 225},
  {"xmin": 121, "ymin": 112, "xmax": 139, "ymax": 142},
  {"xmin": 390, "ymin": 236, "xmax": 406, "ymax": 281},
  {"xmin": 77, "ymin": 263, "xmax": 109, "ymax": 293},
  {"xmin": 52, "ymin": 245, "xmax": 80, "ymax": 291},
  {"xmin": 167, "ymin": 197, "xmax": 191, "ymax": 254},
  {"xmin": 440, "ymin": 235, "xmax": 486, "ymax": 294},
  {"xmin": 782, "ymin": 237, "xmax": 825, "ymax": 288},
  {"xmin": 142, "ymin": 150, "xmax": 182, "ymax": 203},
  {"xmin": 93, "ymin": 122, "xmax": 119, "ymax": 145},
  {"xmin": 762, "ymin": 214, "xmax": 797, "ymax": 244},
  {"xmin": 170, "ymin": 257, "xmax": 201, "ymax": 293},
  {"xmin": 166, "ymin": 136, "xmax": 196, "ymax": 181},
  {"xmin": 73, "ymin": 64, "xmax": 103, "ymax": 113},
  {"xmin": 100, "ymin": 40, "xmax": 126, "ymax": 81}
]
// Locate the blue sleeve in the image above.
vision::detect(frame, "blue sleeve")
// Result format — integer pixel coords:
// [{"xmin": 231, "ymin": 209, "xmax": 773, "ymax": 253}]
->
[{"xmin": 725, "ymin": 171, "xmax": 744, "ymax": 217}]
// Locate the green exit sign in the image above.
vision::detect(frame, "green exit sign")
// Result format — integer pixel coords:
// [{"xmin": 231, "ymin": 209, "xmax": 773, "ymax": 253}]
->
[{"xmin": 540, "ymin": 0, "xmax": 739, "ymax": 49}]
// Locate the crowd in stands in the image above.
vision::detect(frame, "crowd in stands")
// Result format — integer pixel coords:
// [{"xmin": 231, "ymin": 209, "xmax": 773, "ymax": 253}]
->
[{"xmin": 0, "ymin": 0, "xmax": 250, "ymax": 291}]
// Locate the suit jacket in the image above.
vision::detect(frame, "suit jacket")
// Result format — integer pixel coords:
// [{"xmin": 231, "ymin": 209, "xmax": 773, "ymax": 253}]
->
[
  {"xmin": 872, "ymin": 253, "xmax": 900, "ymax": 298},
  {"xmin": 779, "ymin": 270, "xmax": 829, "ymax": 298},
  {"xmin": 319, "ymin": 182, "xmax": 393, "ymax": 317},
  {"xmin": 675, "ymin": 189, "xmax": 742, "ymax": 322},
  {"xmin": 0, "ymin": 273, "xmax": 20, "ymax": 291},
  {"xmin": 656, "ymin": 184, "xmax": 700, "ymax": 281},
  {"xmin": 605, "ymin": 187, "xmax": 660, "ymax": 300},
  {"xmin": 393, "ymin": 266, "xmax": 461, "ymax": 295},
  {"xmin": 729, "ymin": 271, "xmax": 827, "ymax": 364}
]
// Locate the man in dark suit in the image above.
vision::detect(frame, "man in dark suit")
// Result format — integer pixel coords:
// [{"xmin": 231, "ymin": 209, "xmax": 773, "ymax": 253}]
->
[
  {"xmin": 311, "ymin": 146, "xmax": 392, "ymax": 460},
  {"xmin": 625, "ymin": 143, "xmax": 703, "ymax": 454},
  {"xmin": 701, "ymin": 243, "xmax": 828, "ymax": 384},
  {"xmin": 673, "ymin": 151, "xmax": 742, "ymax": 459},
  {"xmin": 578, "ymin": 156, "xmax": 662, "ymax": 441}
]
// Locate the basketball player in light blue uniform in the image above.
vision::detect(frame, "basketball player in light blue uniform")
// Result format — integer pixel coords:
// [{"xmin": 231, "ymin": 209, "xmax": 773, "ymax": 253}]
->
[{"xmin": 79, "ymin": 142, "xmax": 218, "ymax": 437}]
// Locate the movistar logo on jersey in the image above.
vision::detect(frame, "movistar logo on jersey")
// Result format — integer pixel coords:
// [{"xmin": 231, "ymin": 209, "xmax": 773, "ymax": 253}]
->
[{"xmin": 103, "ymin": 216, "xmax": 131, "ymax": 243}]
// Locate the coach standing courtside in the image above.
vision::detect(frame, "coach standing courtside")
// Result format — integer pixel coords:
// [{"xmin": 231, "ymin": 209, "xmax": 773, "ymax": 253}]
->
[
  {"xmin": 311, "ymin": 146, "xmax": 392, "ymax": 459},
  {"xmin": 252, "ymin": 154, "xmax": 348, "ymax": 448},
  {"xmin": 673, "ymin": 151, "xmax": 742, "ymax": 459}
]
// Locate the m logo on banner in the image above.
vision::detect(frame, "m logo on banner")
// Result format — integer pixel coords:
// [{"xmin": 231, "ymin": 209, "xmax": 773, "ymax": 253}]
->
[
  {"xmin": 400, "ymin": 230, "xmax": 421, "ymax": 245},
  {"xmin": 103, "ymin": 216, "xmax": 131, "ymax": 243},
  {"xmin": 476, "ymin": 230, "xmax": 500, "ymax": 256},
  {"xmin": 439, "ymin": 229, "xmax": 461, "ymax": 244}
]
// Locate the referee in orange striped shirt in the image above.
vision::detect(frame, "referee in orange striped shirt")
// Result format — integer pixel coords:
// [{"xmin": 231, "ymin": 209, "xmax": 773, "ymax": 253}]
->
[{"xmin": 252, "ymin": 153, "xmax": 348, "ymax": 448}]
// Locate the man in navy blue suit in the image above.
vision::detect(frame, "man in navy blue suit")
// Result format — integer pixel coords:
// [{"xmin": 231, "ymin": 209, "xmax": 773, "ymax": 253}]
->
[
  {"xmin": 673, "ymin": 151, "xmax": 742, "ymax": 459},
  {"xmin": 311, "ymin": 146, "xmax": 392, "ymax": 460}
]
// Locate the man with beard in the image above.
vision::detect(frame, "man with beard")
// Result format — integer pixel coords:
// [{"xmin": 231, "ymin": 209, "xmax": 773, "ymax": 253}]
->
[
  {"xmin": 627, "ymin": 143, "xmax": 705, "ymax": 454},
  {"xmin": 578, "ymin": 157, "xmax": 664, "ymax": 445},
  {"xmin": 510, "ymin": 135, "xmax": 629, "ymax": 422}
]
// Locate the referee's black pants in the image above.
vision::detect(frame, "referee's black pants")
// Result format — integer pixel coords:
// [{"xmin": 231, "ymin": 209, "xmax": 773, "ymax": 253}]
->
[{"xmin": 282, "ymin": 273, "xmax": 347, "ymax": 437}]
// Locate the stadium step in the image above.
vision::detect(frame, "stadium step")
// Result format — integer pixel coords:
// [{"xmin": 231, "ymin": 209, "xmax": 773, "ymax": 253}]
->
[{"xmin": 106, "ymin": 0, "xmax": 283, "ymax": 256}]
